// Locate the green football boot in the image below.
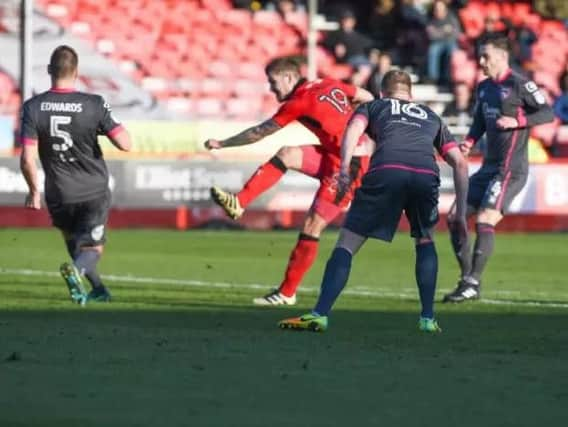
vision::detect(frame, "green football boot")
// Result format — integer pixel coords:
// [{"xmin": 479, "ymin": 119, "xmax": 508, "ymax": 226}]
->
[
  {"xmin": 278, "ymin": 313, "xmax": 328, "ymax": 332},
  {"xmin": 59, "ymin": 262, "xmax": 87, "ymax": 306},
  {"xmin": 418, "ymin": 317, "xmax": 442, "ymax": 333}
]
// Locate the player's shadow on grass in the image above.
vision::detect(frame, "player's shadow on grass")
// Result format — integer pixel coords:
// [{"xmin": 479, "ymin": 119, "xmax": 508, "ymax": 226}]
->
[{"xmin": 1, "ymin": 305, "xmax": 566, "ymax": 357}]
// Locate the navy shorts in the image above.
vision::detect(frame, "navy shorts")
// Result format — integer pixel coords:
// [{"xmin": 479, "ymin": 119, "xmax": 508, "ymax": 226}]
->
[
  {"xmin": 468, "ymin": 166, "xmax": 527, "ymax": 213},
  {"xmin": 47, "ymin": 190, "xmax": 111, "ymax": 247},
  {"xmin": 343, "ymin": 167, "xmax": 440, "ymax": 242}
]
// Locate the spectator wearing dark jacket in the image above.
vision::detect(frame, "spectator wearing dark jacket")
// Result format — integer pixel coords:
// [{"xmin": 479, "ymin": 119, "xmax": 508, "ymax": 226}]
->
[
  {"xmin": 323, "ymin": 9, "xmax": 374, "ymax": 68},
  {"xmin": 368, "ymin": 0, "xmax": 399, "ymax": 51},
  {"xmin": 426, "ymin": 0, "xmax": 461, "ymax": 85}
]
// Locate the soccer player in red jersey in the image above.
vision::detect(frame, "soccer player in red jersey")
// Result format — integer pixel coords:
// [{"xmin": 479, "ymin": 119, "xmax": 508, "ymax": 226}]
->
[{"xmin": 204, "ymin": 57, "xmax": 374, "ymax": 306}]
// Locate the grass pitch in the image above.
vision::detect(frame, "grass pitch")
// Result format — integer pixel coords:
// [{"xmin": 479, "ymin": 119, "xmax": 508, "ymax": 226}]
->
[{"xmin": 1, "ymin": 228, "xmax": 567, "ymax": 427}]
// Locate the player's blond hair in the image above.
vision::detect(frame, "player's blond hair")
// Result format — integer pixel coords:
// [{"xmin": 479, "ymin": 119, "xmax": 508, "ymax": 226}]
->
[
  {"xmin": 381, "ymin": 70, "xmax": 412, "ymax": 96},
  {"xmin": 265, "ymin": 57, "xmax": 301, "ymax": 76}
]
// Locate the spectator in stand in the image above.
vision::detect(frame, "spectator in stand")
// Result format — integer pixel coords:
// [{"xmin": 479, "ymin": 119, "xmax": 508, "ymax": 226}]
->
[
  {"xmin": 368, "ymin": 0, "xmax": 399, "ymax": 52},
  {"xmin": 442, "ymin": 81, "xmax": 473, "ymax": 127},
  {"xmin": 233, "ymin": 0, "xmax": 255, "ymax": 9},
  {"xmin": 513, "ymin": 19, "xmax": 538, "ymax": 68},
  {"xmin": 553, "ymin": 72, "xmax": 568, "ymax": 124},
  {"xmin": 398, "ymin": 0, "xmax": 429, "ymax": 72},
  {"xmin": 323, "ymin": 9, "xmax": 374, "ymax": 69},
  {"xmin": 366, "ymin": 49, "xmax": 394, "ymax": 97},
  {"xmin": 323, "ymin": 9, "xmax": 374, "ymax": 86},
  {"xmin": 475, "ymin": 14, "xmax": 515, "ymax": 57},
  {"xmin": 265, "ymin": 0, "xmax": 306, "ymax": 15},
  {"xmin": 426, "ymin": 0, "xmax": 461, "ymax": 85}
]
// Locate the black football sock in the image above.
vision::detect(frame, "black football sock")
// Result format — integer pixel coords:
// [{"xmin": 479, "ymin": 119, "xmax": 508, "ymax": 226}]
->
[
  {"xmin": 469, "ymin": 223, "xmax": 495, "ymax": 283},
  {"xmin": 415, "ymin": 241, "xmax": 438, "ymax": 319},
  {"xmin": 74, "ymin": 249, "xmax": 104, "ymax": 289}
]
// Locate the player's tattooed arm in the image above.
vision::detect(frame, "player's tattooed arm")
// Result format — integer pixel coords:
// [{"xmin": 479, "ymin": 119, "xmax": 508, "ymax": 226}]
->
[{"xmin": 205, "ymin": 120, "xmax": 282, "ymax": 150}]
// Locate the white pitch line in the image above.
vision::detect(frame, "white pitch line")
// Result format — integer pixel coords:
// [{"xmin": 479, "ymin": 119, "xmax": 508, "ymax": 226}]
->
[{"xmin": 2, "ymin": 267, "xmax": 568, "ymax": 309}]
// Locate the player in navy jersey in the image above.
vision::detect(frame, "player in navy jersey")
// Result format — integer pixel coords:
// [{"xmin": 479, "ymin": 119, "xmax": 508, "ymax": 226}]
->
[
  {"xmin": 20, "ymin": 45, "xmax": 132, "ymax": 304},
  {"xmin": 278, "ymin": 70, "xmax": 469, "ymax": 333},
  {"xmin": 443, "ymin": 35, "xmax": 554, "ymax": 303}
]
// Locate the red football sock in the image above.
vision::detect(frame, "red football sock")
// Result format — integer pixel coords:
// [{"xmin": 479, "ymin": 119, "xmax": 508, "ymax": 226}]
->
[
  {"xmin": 279, "ymin": 234, "xmax": 319, "ymax": 297},
  {"xmin": 237, "ymin": 157, "xmax": 287, "ymax": 208}
]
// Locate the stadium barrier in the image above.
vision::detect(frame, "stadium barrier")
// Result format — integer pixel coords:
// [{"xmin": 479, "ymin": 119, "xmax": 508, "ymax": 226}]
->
[{"xmin": 1, "ymin": 157, "xmax": 568, "ymax": 232}]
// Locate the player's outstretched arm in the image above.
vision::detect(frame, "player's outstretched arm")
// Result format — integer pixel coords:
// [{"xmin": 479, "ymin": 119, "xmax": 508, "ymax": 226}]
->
[
  {"xmin": 204, "ymin": 119, "xmax": 281, "ymax": 150},
  {"xmin": 20, "ymin": 144, "xmax": 41, "ymax": 210},
  {"xmin": 108, "ymin": 127, "xmax": 132, "ymax": 152}
]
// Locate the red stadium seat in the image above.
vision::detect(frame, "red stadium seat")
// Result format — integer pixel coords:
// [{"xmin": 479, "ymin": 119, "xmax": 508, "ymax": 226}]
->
[
  {"xmin": 531, "ymin": 118, "xmax": 560, "ymax": 147},
  {"xmin": 207, "ymin": 61, "xmax": 234, "ymax": 79},
  {"xmin": 220, "ymin": 9, "xmax": 252, "ymax": 28},
  {"xmin": 253, "ymin": 11, "xmax": 283, "ymax": 28},
  {"xmin": 533, "ymin": 72, "xmax": 561, "ymax": 97},
  {"xmin": 237, "ymin": 61, "xmax": 266, "ymax": 80},
  {"xmin": 226, "ymin": 97, "xmax": 262, "ymax": 120},
  {"xmin": 166, "ymin": 97, "xmax": 195, "ymax": 115},
  {"xmin": 233, "ymin": 79, "xmax": 267, "ymax": 97},
  {"xmin": 285, "ymin": 11, "xmax": 308, "ymax": 36},
  {"xmin": 197, "ymin": 78, "xmax": 229, "ymax": 98},
  {"xmin": 195, "ymin": 98, "xmax": 224, "ymax": 117}
]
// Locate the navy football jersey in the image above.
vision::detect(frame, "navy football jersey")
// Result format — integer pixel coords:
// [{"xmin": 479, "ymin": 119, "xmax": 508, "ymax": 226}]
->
[
  {"xmin": 20, "ymin": 88, "xmax": 122, "ymax": 204},
  {"xmin": 467, "ymin": 70, "xmax": 554, "ymax": 175},
  {"xmin": 353, "ymin": 98, "xmax": 457, "ymax": 174}
]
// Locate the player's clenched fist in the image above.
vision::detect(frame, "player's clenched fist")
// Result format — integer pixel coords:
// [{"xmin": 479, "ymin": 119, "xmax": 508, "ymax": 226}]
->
[
  {"xmin": 204, "ymin": 139, "xmax": 223, "ymax": 150},
  {"xmin": 25, "ymin": 192, "xmax": 41, "ymax": 210},
  {"xmin": 459, "ymin": 140, "xmax": 473, "ymax": 157}
]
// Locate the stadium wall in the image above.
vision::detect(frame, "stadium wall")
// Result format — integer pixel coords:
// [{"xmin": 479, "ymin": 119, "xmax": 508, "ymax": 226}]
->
[{"xmin": 1, "ymin": 157, "xmax": 568, "ymax": 232}]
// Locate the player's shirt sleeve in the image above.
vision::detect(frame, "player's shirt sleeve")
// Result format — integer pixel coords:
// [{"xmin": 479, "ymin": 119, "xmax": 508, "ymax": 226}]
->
[
  {"xmin": 465, "ymin": 85, "xmax": 486, "ymax": 146},
  {"xmin": 97, "ymin": 97, "xmax": 123, "ymax": 138},
  {"xmin": 435, "ymin": 120, "xmax": 458, "ymax": 157},
  {"xmin": 515, "ymin": 80, "xmax": 554, "ymax": 128},
  {"xmin": 20, "ymin": 101, "xmax": 38, "ymax": 146},
  {"xmin": 271, "ymin": 98, "xmax": 305, "ymax": 127}
]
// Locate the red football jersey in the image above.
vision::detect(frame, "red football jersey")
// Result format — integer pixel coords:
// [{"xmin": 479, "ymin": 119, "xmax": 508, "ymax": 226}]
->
[{"xmin": 272, "ymin": 78, "xmax": 359, "ymax": 155}]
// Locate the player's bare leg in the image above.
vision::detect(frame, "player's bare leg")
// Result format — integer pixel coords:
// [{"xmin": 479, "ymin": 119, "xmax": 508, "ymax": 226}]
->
[
  {"xmin": 210, "ymin": 145, "xmax": 305, "ymax": 220},
  {"xmin": 253, "ymin": 210, "xmax": 328, "ymax": 306},
  {"xmin": 278, "ymin": 228, "xmax": 367, "ymax": 331}
]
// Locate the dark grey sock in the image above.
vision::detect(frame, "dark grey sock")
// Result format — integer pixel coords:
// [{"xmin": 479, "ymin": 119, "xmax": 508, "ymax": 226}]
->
[
  {"xmin": 448, "ymin": 221, "xmax": 471, "ymax": 278},
  {"xmin": 469, "ymin": 223, "xmax": 495, "ymax": 283},
  {"xmin": 74, "ymin": 250, "xmax": 104, "ymax": 289}
]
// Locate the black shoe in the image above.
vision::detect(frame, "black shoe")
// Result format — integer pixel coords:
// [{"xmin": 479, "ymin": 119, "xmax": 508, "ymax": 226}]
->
[{"xmin": 442, "ymin": 280, "xmax": 481, "ymax": 303}]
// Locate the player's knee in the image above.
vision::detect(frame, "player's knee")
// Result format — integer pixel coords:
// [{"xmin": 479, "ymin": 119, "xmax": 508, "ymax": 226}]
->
[
  {"xmin": 275, "ymin": 146, "xmax": 298, "ymax": 169},
  {"xmin": 415, "ymin": 237, "xmax": 433, "ymax": 245},
  {"xmin": 79, "ymin": 244, "xmax": 104, "ymax": 255},
  {"xmin": 302, "ymin": 215, "xmax": 327, "ymax": 237},
  {"xmin": 477, "ymin": 209, "xmax": 502, "ymax": 226}
]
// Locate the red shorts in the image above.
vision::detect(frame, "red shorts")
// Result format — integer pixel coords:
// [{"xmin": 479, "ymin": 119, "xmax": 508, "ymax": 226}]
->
[{"xmin": 300, "ymin": 145, "xmax": 370, "ymax": 222}]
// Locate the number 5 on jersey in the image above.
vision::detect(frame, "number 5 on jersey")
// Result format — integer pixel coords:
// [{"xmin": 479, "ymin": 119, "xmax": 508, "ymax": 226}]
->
[{"xmin": 51, "ymin": 115, "xmax": 73, "ymax": 151}]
